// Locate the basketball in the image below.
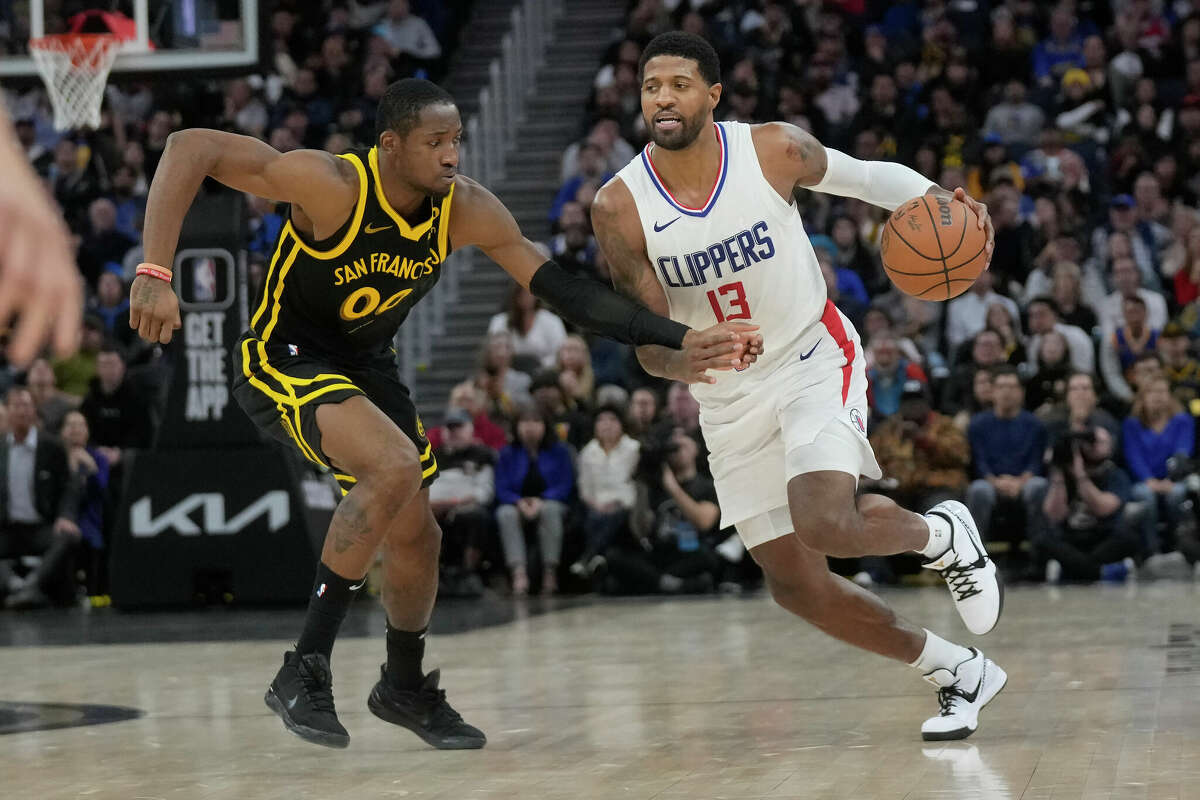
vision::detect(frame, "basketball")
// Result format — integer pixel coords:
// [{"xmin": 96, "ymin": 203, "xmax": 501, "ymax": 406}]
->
[{"xmin": 879, "ymin": 195, "xmax": 988, "ymax": 301}]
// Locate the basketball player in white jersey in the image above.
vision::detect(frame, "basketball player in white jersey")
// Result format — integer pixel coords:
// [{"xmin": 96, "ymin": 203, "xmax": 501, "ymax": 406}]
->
[{"xmin": 592, "ymin": 32, "xmax": 1006, "ymax": 741}]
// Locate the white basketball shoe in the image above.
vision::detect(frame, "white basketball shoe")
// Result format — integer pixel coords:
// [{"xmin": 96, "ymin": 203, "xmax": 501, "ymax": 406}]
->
[
  {"xmin": 920, "ymin": 648, "xmax": 1007, "ymax": 741},
  {"xmin": 922, "ymin": 500, "xmax": 1003, "ymax": 635}
]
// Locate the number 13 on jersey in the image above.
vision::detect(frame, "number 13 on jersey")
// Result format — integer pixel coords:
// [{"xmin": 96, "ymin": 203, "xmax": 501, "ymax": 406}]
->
[{"xmin": 706, "ymin": 281, "xmax": 752, "ymax": 323}]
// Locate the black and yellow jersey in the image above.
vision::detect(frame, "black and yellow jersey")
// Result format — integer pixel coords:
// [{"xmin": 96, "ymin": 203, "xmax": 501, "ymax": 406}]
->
[{"xmin": 249, "ymin": 145, "xmax": 453, "ymax": 363}]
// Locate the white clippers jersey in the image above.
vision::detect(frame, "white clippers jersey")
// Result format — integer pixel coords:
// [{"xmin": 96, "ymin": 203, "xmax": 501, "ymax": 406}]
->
[{"xmin": 614, "ymin": 121, "xmax": 827, "ymax": 405}]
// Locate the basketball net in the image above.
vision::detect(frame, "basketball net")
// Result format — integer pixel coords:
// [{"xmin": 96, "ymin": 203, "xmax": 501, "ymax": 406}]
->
[{"xmin": 29, "ymin": 34, "xmax": 123, "ymax": 131}]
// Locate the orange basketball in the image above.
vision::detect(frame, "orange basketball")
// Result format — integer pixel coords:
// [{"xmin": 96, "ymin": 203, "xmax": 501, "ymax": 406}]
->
[{"xmin": 879, "ymin": 195, "xmax": 988, "ymax": 301}]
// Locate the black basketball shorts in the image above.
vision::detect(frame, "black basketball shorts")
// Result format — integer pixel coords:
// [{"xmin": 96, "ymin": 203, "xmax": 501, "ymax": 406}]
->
[{"xmin": 232, "ymin": 332, "xmax": 437, "ymax": 495}]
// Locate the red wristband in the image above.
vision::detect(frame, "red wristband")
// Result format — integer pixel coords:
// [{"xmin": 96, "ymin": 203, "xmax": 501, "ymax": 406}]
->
[{"xmin": 136, "ymin": 265, "xmax": 173, "ymax": 283}]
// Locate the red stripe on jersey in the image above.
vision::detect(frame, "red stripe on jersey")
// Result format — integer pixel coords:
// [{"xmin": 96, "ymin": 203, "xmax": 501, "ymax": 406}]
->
[
  {"xmin": 644, "ymin": 124, "xmax": 725, "ymax": 211},
  {"xmin": 820, "ymin": 299, "xmax": 855, "ymax": 405}
]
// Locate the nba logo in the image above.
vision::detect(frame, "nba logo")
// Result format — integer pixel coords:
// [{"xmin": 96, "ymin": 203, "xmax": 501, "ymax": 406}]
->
[
  {"xmin": 316, "ymin": 583, "xmax": 326, "ymax": 598},
  {"xmin": 193, "ymin": 257, "xmax": 217, "ymax": 302},
  {"xmin": 288, "ymin": 344, "xmax": 300, "ymax": 356},
  {"xmin": 849, "ymin": 408, "xmax": 866, "ymax": 435}
]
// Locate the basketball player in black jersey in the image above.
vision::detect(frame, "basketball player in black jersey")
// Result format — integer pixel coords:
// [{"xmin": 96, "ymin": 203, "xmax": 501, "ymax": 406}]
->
[{"xmin": 129, "ymin": 79, "xmax": 761, "ymax": 750}]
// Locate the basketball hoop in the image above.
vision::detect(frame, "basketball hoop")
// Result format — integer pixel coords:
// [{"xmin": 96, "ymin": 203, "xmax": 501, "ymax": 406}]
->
[{"xmin": 29, "ymin": 34, "xmax": 123, "ymax": 131}]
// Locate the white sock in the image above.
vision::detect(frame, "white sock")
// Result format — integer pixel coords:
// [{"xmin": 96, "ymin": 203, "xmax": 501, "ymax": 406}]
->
[
  {"xmin": 917, "ymin": 512, "xmax": 952, "ymax": 559},
  {"xmin": 909, "ymin": 629, "xmax": 973, "ymax": 674}
]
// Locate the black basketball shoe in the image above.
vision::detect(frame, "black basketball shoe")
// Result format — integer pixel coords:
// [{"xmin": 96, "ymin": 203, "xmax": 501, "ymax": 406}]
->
[
  {"xmin": 264, "ymin": 651, "xmax": 350, "ymax": 749},
  {"xmin": 367, "ymin": 667, "xmax": 486, "ymax": 749}
]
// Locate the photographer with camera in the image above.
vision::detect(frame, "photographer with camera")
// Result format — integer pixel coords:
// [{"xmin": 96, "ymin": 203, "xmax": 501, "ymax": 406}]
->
[
  {"xmin": 1032, "ymin": 425, "xmax": 1138, "ymax": 583},
  {"xmin": 600, "ymin": 426, "xmax": 724, "ymax": 595}
]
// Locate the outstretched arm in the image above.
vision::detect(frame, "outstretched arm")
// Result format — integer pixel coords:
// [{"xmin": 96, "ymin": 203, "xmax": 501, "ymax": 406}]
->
[
  {"xmin": 449, "ymin": 176, "xmax": 760, "ymax": 380},
  {"xmin": 756, "ymin": 122, "xmax": 994, "ymax": 262},
  {"xmin": 131, "ymin": 130, "xmax": 359, "ymax": 344}
]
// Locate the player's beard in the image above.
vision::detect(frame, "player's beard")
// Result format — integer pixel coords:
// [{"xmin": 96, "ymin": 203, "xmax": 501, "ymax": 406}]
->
[{"xmin": 648, "ymin": 110, "xmax": 708, "ymax": 151}]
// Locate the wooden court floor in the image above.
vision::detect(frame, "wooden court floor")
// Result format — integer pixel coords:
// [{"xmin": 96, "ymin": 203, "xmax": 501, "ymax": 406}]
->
[{"xmin": 5, "ymin": 582, "xmax": 1200, "ymax": 799}]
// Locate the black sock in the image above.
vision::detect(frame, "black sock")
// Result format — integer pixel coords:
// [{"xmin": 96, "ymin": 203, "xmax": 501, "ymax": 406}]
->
[
  {"xmin": 385, "ymin": 623, "xmax": 427, "ymax": 690},
  {"xmin": 294, "ymin": 562, "xmax": 362, "ymax": 659}
]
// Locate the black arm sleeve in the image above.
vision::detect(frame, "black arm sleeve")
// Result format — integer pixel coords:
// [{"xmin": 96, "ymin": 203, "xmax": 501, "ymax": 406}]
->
[{"xmin": 528, "ymin": 260, "xmax": 690, "ymax": 349}]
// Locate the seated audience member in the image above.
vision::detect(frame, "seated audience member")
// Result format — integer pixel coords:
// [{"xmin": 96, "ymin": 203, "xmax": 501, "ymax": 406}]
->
[
  {"xmin": 1123, "ymin": 376, "xmax": 1194, "ymax": 555},
  {"xmin": 1100, "ymin": 295, "xmax": 1161, "ymax": 403},
  {"xmin": 572, "ymin": 405, "xmax": 640, "ymax": 576},
  {"xmin": 427, "ymin": 380, "xmax": 507, "ymax": 451},
  {"xmin": 1045, "ymin": 371, "xmax": 1122, "ymax": 450},
  {"xmin": 1049, "ymin": 260, "xmax": 1101, "ymax": 332},
  {"xmin": 59, "ymin": 410, "xmax": 110, "ymax": 596},
  {"xmin": 626, "ymin": 386, "xmax": 661, "ymax": 438},
  {"xmin": 1158, "ymin": 322, "xmax": 1200, "ymax": 412},
  {"xmin": 89, "ymin": 272, "xmax": 139, "ymax": 354},
  {"xmin": 941, "ymin": 330, "xmax": 1005, "ymax": 416},
  {"xmin": 985, "ymin": 302, "xmax": 1027, "ymax": 366},
  {"xmin": 555, "ymin": 335, "xmax": 596, "ymax": 411},
  {"xmin": 25, "ymin": 358, "xmax": 78, "ymax": 432},
  {"xmin": 80, "ymin": 345, "xmax": 154, "ymax": 468},
  {"xmin": 476, "ymin": 332, "xmax": 532, "ymax": 421},
  {"xmin": 866, "ymin": 334, "xmax": 928, "ymax": 420},
  {"xmin": 603, "ymin": 427, "xmax": 723, "ymax": 595},
  {"xmin": 967, "ymin": 366, "xmax": 1050, "ymax": 546},
  {"xmin": 494, "ymin": 405, "xmax": 574, "ymax": 596},
  {"xmin": 488, "ymin": 284, "xmax": 568, "ymax": 372},
  {"xmin": 0, "ymin": 388, "xmax": 81, "ymax": 610},
  {"xmin": 659, "ymin": 381, "xmax": 705, "ymax": 460},
  {"xmin": 548, "ymin": 202, "xmax": 599, "ymax": 276},
  {"xmin": 529, "ymin": 369, "xmax": 592, "ymax": 452},
  {"xmin": 819, "ymin": 249, "xmax": 867, "ymax": 330},
  {"xmin": 1024, "ymin": 296, "xmax": 1096, "ymax": 374},
  {"xmin": 1173, "ymin": 226, "xmax": 1200, "ymax": 306},
  {"xmin": 52, "ymin": 315, "xmax": 104, "ymax": 397},
  {"xmin": 1099, "ymin": 256, "xmax": 1168, "ymax": 332},
  {"xmin": 1032, "ymin": 425, "xmax": 1138, "ymax": 582},
  {"xmin": 1025, "ymin": 331, "xmax": 1073, "ymax": 416},
  {"xmin": 429, "ymin": 409, "xmax": 495, "ymax": 598},
  {"xmin": 870, "ymin": 380, "xmax": 970, "ymax": 512},
  {"xmin": 954, "ymin": 368, "xmax": 996, "ymax": 430},
  {"xmin": 945, "ymin": 270, "xmax": 1020, "ymax": 353}
]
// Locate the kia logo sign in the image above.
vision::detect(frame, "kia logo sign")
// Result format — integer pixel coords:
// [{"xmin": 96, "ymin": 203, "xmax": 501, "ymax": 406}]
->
[{"xmin": 130, "ymin": 491, "xmax": 290, "ymax": 537}]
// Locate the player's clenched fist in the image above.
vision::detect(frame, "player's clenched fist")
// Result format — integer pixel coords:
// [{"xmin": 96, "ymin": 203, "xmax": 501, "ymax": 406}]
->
[
  {"xmin": 674, "ymin": 321, "xmax": 763, "ymax": 384},
  {"xmin": 129, "ymin": 274, "xmax": 182, "ymax": 344}
]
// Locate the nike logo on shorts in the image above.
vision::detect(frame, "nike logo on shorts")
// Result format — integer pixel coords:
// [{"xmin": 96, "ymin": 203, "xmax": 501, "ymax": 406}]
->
[{"xmin": 799, "ymin": 339, "xmax": 821, "ymax": 360}]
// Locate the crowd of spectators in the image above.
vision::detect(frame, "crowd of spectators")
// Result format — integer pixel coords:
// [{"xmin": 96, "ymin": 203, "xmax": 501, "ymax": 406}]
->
[{"xmin": 8, "ymin": 0, "xmax": 1200, "ymax": 608}]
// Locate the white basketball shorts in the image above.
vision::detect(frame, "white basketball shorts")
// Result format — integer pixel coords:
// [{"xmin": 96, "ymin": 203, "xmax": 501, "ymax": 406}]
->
[{"xmin": 698, "ymin": 300, "xmax": 882, "ymax": 550}]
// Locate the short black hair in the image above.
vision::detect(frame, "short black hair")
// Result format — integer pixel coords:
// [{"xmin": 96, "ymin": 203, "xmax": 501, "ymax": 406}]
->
[
  {"xmin": 1122, "ymin": 294, "xmax": 1148, "ymax": 309},
  {"xmin": 989, "ymin": 363, "xmax": 1021, "ymax": 382},
  {"xmin": 638, "ymin": 32, "xmax": 721, "ymax": 86},
  {"xmin": 1028, "ymin": 295, "xmax": 1061, "ymax": 316},
  {"xmin": 376, "ymin": 78, "xmax": 456, "ymax": 140}
]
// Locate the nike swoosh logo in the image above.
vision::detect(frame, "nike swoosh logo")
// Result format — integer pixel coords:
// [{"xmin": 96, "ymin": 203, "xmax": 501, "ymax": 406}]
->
[
  {"xmin": 349, "ymin": 578, "xmax": 367, "ymax": 591},
  {"xmin": 798, "ymin": 339, "xmax": 821, "ymax": 360},
  {"xmin": 364, "ymin": 222, "xmax": 392, "ymax": 234},
  {"xmin": 958, "ymin": 660, "xmax": 985, "ymax": 703},
  {"xmin": 653, "ymin": 217, "xmax": 680, "ymax": 232},
  {"xmin": 287, "ymin": 695, "xmax": 299, "ymax": 710}
]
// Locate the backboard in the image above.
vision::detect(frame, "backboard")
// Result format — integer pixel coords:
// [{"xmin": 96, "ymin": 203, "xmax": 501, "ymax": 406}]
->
[{"xmin": 0, "ymin": 0, "xmax": 259, "ymax": 78}]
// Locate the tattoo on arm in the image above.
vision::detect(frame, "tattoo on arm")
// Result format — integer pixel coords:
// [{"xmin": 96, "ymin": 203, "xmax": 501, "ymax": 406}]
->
[
  {"xmin": 786, "ymin": 126, "xmax": 829, "ymax": 188},
  {"xmin": 592, "ymin": 200, "xmax": 678, "ymax": 379}
]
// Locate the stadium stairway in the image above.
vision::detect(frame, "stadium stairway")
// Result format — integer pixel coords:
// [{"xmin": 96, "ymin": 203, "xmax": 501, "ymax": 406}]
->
[{"xmin": 411, "ymin": 0, "xmax": 627, "ymax": 423}]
